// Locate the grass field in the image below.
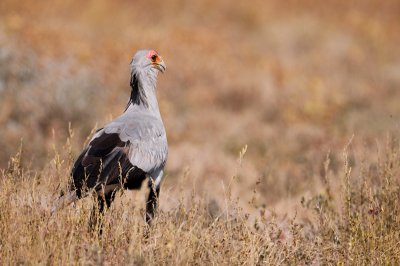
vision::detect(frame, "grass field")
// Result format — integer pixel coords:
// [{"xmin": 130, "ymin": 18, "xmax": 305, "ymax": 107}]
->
[{"xmin": 1, "ymin": 0, "xmax": 400, "ymax": 264}]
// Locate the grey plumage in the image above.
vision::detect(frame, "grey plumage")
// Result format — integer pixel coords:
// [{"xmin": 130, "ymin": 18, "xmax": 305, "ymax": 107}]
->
[
  {"xmin": 102, "ymin": 109, "xmax": 167, "ymax": 175},
  {"xmin": 52, "ymin": 49, "xmax": 167, "ymax": 225}
]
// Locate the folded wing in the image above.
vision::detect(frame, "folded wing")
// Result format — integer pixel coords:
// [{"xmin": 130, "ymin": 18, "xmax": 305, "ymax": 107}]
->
[{"xmin": 71, "ymin": 128, "xmax": 147, "ymax": 198}]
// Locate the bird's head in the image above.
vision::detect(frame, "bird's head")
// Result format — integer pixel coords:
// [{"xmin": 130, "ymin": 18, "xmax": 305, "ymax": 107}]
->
[{"xmin": 130, "ymin": 49, "xmax": 166, "ymax": 75}]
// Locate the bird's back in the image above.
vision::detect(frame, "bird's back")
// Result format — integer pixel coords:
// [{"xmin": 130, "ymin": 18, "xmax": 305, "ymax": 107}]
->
[{"xmin": 71, "ymin": 110, "xmax": 167, "ymax": 197}]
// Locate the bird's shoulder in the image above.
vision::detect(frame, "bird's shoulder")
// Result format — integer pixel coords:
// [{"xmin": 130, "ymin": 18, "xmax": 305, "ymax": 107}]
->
[
  {"xmin": 83, "ymin": 112, "xmax": 167, "ymax": 174},
  {"xmin": 97, "ymin": 112, "xmax": 166, "ymax": 143}
]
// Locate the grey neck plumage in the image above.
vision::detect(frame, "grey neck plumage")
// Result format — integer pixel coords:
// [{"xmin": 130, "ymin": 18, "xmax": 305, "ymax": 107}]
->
[{"xmin": 125, "ymin": 69, "xmax": 161, "ymax": 116}]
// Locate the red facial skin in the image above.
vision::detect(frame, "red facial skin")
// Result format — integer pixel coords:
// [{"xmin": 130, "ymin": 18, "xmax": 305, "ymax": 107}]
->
[{"xmin": 146, "ymin": 50, "xmax": 159, "ymax": 62}]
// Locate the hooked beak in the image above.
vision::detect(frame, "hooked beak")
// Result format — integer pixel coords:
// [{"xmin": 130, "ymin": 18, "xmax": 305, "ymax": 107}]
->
[{"xmin": 153, "ymin": 58, "xmax": 166, "ymax": 73}]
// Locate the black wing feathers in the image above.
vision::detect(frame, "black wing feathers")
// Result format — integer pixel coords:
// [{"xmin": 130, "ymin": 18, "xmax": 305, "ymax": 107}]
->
[
  {"xmin": 71, "ymin": 132, "xmax": 147, "ymax": 198},
  {"xmin": 85, "ymin": 134, "xmax": 124, "ymax": 160}
]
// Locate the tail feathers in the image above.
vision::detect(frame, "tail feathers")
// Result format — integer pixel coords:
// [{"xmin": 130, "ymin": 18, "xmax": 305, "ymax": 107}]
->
[
  {"xmin": 50, "ymin": 184, "xmax": 120, "ymax": 215},
  {"xmin": 50, "ymin": 191, "xmax": 77, "ymax": 215}
]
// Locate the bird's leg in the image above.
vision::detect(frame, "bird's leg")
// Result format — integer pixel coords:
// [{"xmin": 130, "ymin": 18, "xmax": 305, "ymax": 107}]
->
[
  {"xmin": 89, "ymin": 191, "xmax": 115, "ymax": 235},
  {"xmin": 145, "ymin": 179, "xmax": 160, "ymax": 225},
  {"xmin": 89, "ymin": 196, "xmax": 105, "ymax": 234}
]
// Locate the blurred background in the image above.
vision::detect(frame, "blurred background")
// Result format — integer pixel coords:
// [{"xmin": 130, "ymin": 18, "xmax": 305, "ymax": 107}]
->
[{"xmin": 0, "ymin": 0, "xmax": 399, "ymax": 215}]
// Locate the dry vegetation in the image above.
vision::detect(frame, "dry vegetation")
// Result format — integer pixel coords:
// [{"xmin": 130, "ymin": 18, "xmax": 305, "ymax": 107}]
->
[{"xmin": 0, "ymin": 0, "xmax": 400, "ymax": 264}]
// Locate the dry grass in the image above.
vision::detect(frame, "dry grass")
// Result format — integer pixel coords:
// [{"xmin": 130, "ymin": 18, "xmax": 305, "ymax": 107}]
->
[
  {"xmin": 1, "ymin": 0, "xmax": 400, "ymax": 264},
  {"xmin": 0, "ymin": 137, "xmax": 400, "ymax": 264}
]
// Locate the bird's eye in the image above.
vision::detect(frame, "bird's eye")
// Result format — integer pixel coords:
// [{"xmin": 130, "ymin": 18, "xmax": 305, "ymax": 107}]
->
[{"xmin": 151, "ymin": 54, "xmax": 157, "ymax": 62}]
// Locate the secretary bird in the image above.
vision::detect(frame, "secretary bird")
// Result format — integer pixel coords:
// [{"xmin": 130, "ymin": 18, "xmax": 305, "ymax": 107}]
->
[{"xmin": 52, "ymin": 49, "xmax": 168, "ymax": 225}]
